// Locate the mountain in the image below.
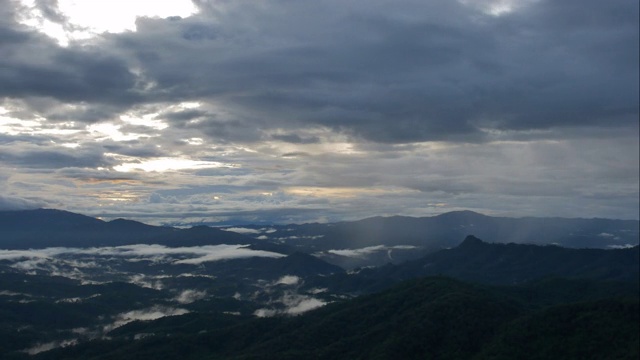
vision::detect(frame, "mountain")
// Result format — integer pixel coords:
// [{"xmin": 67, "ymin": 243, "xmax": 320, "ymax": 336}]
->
[
  {"xmin": 0, "ymin": 209, "xmax": 284, "ymax": 250},
  {"xmin": 2, "ymin": 209, "xmax": 637, "ymax": 269},
  {"xmin": 26, "ymin": 277, "xmax": 639, "ymax": 360},
  {"xmin": 1, "ymin": 208, "xmax": 638, "ymax": 358},
  {"xmin": 412, "ymin": 235, "xmax": 640, "ymax": 284},
  {"xmin": 307, "ymin": 235, "xmax": 640, "ymax": 294},
  {"xmin": 1, "ymin": 224, "xmax": 638, "ymax": 359},
  {"xmin": 230, "ymin": 210, "xmax": 639, "ymax": 268}
]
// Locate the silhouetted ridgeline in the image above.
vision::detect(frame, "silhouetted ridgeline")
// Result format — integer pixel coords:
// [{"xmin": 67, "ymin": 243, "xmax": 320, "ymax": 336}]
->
[
  {"xmin": 1, "ymin": 209, "xmax": 638, "ymax": 251},
  {"xmin": 305, "ymin": 235, "xmax": 639, "ymax": 295},
  {"xmin": 0, "ymin": 209, "xmax": 283, "ymax": 250}
]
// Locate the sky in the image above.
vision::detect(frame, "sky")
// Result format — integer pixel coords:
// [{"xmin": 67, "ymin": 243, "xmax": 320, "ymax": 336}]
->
[{"xmin": 0, "ymin": 0, "xmax": 638, "ymax": 225}]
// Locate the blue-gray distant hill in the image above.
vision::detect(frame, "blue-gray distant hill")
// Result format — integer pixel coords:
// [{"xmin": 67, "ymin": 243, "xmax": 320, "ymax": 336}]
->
[
  {"xmin": 1, "ymin": 209, "xmax": 637, "ymax": 266},
  {"xmin": 249, "ymin": 210, "xmax": 639, "ymax": 251},
  {"xmin": 223, "ymin": 210, "xmax": 638, "ymax": 269},
  {"xmin": 307, "ymin": 235, "xmax": 639, "ymax": 295},
  {"xmin": 0, "ymin": 209, "xmax": 288, "ymax": 251}
]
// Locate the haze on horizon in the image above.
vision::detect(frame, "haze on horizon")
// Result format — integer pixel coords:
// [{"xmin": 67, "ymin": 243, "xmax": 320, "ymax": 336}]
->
[{"xmin": 0, "ymin": 0, "xmax": 638, "ymax": 226}]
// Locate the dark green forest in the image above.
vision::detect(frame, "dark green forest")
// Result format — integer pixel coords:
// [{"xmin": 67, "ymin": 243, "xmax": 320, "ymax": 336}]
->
[{"xmin": 10, "ymin": 277, "xmax": 637, "ymax": 360}]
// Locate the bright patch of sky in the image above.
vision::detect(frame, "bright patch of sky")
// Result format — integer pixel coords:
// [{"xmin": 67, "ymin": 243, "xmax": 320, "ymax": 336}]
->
[
  {"xmin": 16, "ymin": 0, "xmax": 198, "ymax": 45},
  {"xmin": 113, "ymin": 158, "xmax": 240, "ymax": 173},
  {"xmin": 458, "ymin": 0, "xmax": 537, "ymax": 16}
]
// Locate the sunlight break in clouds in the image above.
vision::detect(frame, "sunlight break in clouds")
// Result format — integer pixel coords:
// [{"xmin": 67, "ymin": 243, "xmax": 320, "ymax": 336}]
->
[
  {"xmin": 113, "ymin": 158, "xmax": 240, "ymax": 173},
  {"xmin": 17, "ymin": 0, "xmax": 198, "ymax": 45},
  {"xmin": 458, "ymin": 0, "xmax": 537, "ymax": 16}
]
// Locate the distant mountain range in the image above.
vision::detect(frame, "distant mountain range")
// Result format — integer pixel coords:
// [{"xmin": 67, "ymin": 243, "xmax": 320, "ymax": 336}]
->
[
  {"xmin": 243, "ymin": 209, "xmax": 639, "ymax": 250},
  {"xmin": 2, "ymin": 208, "xmax": 637, "ymax": 253},
  {"xmin": 0, "ymin": 209, "xmax": 275, "ymax": 250},
  {"xmin": 307, "ymin": 235, "xmax": 639, "ymax": 295}
]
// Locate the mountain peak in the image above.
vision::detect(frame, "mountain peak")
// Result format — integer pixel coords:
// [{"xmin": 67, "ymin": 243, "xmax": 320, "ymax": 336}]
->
[
  {"xmin": 436, "ymin": 210, "xmax": 488, "ymax": 220},
  {"xmin": 459, "ymin": 235, "xmax": 486, "ymax": 247}
]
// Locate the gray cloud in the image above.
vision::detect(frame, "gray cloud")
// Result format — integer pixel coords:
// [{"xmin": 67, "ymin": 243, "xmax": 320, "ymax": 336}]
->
[
  {"xmin": 0, "ymin": 40, "xmax": 139, "ymax": 107},
  {"xmin": 0, "ymin": 144, "xmax": 111, "ymax": 169},
  {"xmin": 271, "ymin": 133, "xmax": 320, "ymax": 144},
  {"xmin": 93, "ymin": 0, "xmax": 637, "ymax": 143},
  {"xmin": 0, "ymin": 0, "xmax": 637, "ymax": 223},
  {"xmin": 0, "ymin": 195, "xmax": 45, "ymax": 210}
]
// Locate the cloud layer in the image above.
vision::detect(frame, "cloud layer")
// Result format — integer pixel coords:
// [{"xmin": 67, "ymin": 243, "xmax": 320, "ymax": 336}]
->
[
  {"xmin": 0, "ymin": 0, "xmax": 637, "ymax": 223},
  {"xmin": 0, "ymin": 244, "xmax": 285, "ymax": 269}
]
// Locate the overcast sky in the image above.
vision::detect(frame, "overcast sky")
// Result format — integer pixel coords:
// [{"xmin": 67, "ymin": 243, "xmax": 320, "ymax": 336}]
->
[{"xmin": 0, "ymin": 0, "xmax": 638, "ymax": 225}]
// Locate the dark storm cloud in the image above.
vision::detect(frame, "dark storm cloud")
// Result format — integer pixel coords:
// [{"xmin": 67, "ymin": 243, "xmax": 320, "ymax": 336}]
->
[
  {"xmin": 0, "ymin": 3, "xmax": 139, "ymax": 111},
  {"xmin": 0, "ymin": 24, "xmax": 30, "ymax": 45},
  {"xmin": 1, "ymin": 0, "xmax": 636, "ymax": 142},
  {"xmin": 0, "ymin": 146, "xmax": 111, "ymax": 169},
  {"xmin": 101, "ymin": 0, "xmax": 639, "ymax": 143},
  {"xmin": 0, "ymin": 47, "xmax": 139, "ymax": 105},
  {"xmin": 270, "ymin": 134, "xmax": 320, "ymax": 144},
  {"xmin": 162, "ymin": 109, "xmax": 209, "ymax": 123},
  {"xmin": 45, "ymin": 105, "xmax": 119, "ymax": 123}
]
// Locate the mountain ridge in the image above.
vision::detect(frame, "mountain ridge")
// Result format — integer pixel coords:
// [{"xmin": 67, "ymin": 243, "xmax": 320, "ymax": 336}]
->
[{"xmin": 307, "ymin": 235, "xmax": 640, "ymax": 295}]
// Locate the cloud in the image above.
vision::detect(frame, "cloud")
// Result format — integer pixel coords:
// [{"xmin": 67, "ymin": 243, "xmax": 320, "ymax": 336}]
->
[
  {"xmin": 174, "ymin": 289, "xmax": 207, "ymax": 304},
  {"xmin": 222, "ymin": 227, "xmax": 261, "ymax": 235},
  {"xmin": 0, "ymin": 0, "xmax": 637, "ymax": 223},
  {"xmin": 173, "ymin": 245, "xmax": 285, "ymax": 265},
  {"xmin": 0, "ymin": 195, "xmax": 45, "ymax": 210},
  {"xmin": 0, "ymin": 143, "xmax": 112, "ymax": 169},
  {"xmin": 24, "ymin": 339, "xmax": 79, "ymax": 355},
  {"xmin": 0, "ymin": 39, "xmax": 139, "ymax": 106},
  {"xmin": 326, "ymin": 245, "xmax": 418, "ymax": 258},
  {"xmin": 284, "ymin": 296, "xmax": 325, "ymax": 315},
  {"xmin": 607, "ymin": 244, "xmax": 636, "ymax": 249},
  {"xmin": 103, "ymin": 306, "xmax": 189, "ymax": 333},
  {"xmin": 128, "ymin": 274, "xmax": 164, "ymax": 290},
  {"xmin": 275, "ymin": 275, "xmax": 300, "ymax": 286},
  {"xmin": 253, "ymin": 292, "xmax": 326, "ymax": 317},
  {"xmin": 0, "ymin": 245, "xmax": 286, "ymax": 275},
  {"xmin": 96, "ymin": 0, "xmax": 636, "ymax": 144}
]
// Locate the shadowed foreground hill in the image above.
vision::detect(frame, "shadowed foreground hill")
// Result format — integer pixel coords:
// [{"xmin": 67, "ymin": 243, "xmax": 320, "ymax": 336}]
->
[{"xmin": 28, "ymin": 277, "xmax": 639, "ymax": 360}]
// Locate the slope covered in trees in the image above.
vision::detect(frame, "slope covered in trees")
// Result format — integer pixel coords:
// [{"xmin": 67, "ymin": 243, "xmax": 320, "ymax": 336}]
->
[{"xmin": 23, "ymin": 277, "xmax": 639, "ymax": 360}]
